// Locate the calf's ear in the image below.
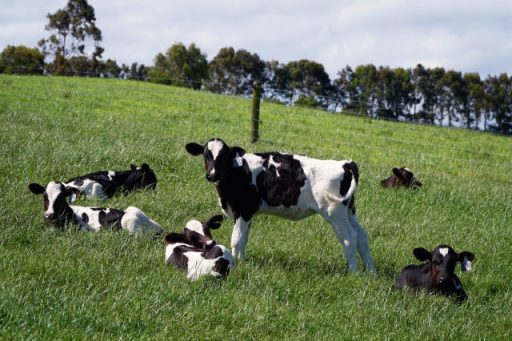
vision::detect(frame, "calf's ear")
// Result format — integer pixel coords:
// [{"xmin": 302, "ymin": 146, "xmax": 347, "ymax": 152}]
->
[
  {"xmin": 413, "ymin": 247, "xmax": 432, "ymax": 261},
  {"xmin": 459, "ymin": 251, "xmax": 475, "ymax": 272},
  {"xmin": 231, "ymin": 146, "xmax": 246, "ymax": 156},
  {"xmin": 185, "ymin": 142, "xmax": 204, "ymax": 156},
  {"xmin": 141, "ymin": 163, "xmax": 150, "ymax": 170},
  {"xmin": 204, "ymin": 215, "xmax": 224, "ymax": 230},
  {"xmin": 130, "ymin": 164, "xmax": 137, "ymax": 170},
  {"xmin": 28, "ymin": 183, "xmax": 45, "ymax": 195}
]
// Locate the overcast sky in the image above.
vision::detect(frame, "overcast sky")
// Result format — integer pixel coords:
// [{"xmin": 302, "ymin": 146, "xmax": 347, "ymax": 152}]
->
[{"xmin": 1, "ymin": 0, "xmax": 511, "ymax": 78}]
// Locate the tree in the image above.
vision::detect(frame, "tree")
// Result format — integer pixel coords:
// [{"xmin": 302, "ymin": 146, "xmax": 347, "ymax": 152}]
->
[
  {"xmin": 333, "ymin": 65, "xmax": 355, "ymax": 111},
  {"xmin": 283, "ymin": 59, "xmax": 332, "ymax": 108},
  {"xmin": 38, "ymin": 0, "xmax": 103, "ymax": 75},
  {"xmin": 463, "ymin": 73, "xmax": 485, "ymax": 129},
  {"xmin": 207, "ymin": 47, "xmax": 266, "ymax": 95},
  {"xmin": 0, "ymin": 45, "xmax": 45, "ymax": 75},
  {"xmin": 148, "ymin": 42, "xmax": 208, "ymax": 89},
  {"xmin": 351, "ymin": 64, "xmax": 379, "ymax": 115}
]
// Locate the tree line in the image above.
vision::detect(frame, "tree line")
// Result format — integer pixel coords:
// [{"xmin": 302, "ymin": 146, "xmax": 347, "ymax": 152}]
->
[{"xmin": 1, "ymin": 0, "xmax": 511, "ymax": 134}]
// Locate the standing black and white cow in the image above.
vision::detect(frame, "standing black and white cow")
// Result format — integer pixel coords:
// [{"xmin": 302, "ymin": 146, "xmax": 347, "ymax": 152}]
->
[
  {"xmin": 29, "ymin": 181, "xmax": 163, "ymax": 234},
  {"xmin": 64, "ymin": 163, "xmax": 157, "ymax": 200},
  {"xmin": 185, "ymin": 138, "xmax": 375, "ymax": 272},
  {"xmin": 395, "ymin": 245, "xmax": 475, "ymax": 301}
]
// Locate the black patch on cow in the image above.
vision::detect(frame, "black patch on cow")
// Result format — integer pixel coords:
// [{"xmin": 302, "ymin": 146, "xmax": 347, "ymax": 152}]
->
[
  {"xmin": 81, "ymin": 213, "xmax": 89, "ymax": 223},
  {"xmin": 255, "ymin": 152, "xmax": 306, "ymax": 208},
  {"xmin": 204, "ymin": 245, "xmax": 224, "ymax": 259},
  {"xmin": 216, "ymin": 158, "xmax": 261, "ymax": 221},
  {"xmin": 339, "ymin": 171, "xmax": 353, "ymax": 198},
  {"xmin": 97, "ymin": 208, "xmax": 124, "ymax": 230},
  {"xmin": 65, "ymin": 164, "xmax": 157, "ymax": 198},
  {"xmin": 214, "ymin": 258, "xmax": 230, "ymax": 277}
]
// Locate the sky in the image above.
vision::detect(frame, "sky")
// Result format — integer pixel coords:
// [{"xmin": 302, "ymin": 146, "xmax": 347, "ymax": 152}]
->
[{"xmin": 1, "ymin": 0, "xmax": 511, "ymax": 79}]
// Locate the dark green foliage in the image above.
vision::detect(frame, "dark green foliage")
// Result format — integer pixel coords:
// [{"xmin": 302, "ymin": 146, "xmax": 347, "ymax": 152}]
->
[
  {"xmin": 0, "ymin": 45, "xmax": 44, "ymax": 75},
  {"xmin": 148, "ymin": 42, "xmax": 208, "ymax": 89}
]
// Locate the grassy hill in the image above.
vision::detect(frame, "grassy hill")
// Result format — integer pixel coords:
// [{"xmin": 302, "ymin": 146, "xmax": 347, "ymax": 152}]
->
[{"xmin": 1, "ymin": 75, "xmax": 511, "ymax": 339}]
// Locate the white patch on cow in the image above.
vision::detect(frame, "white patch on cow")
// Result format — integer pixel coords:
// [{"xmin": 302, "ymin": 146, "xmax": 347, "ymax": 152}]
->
[
  {"xmin": 107, "ymin": 171, "xmax": 116, "ymax": 180},
  {"xmin": 462, "ymin": 258, "xmax": 472, "ymax": 272},
  {"xmin": 268, "ymin": 155, "xmax": 281, "ymax": 177},
  {"xmin": 207, "ymin": 140, "xmax": 225, "ymax": 160},
  {"xmin": 65, "ymin": 179, "xmax": 104, "ymax": 199},
  {"xmin": 70, "ymin": 205, "xmax": 103, "ymax": 231},
  {"xmin": 185, "ymin": 251, "xmax": 220, "ymax": 280},
  {"xmin": 45, "ymin": 181, "xmax": 63, "ymax": 217},
  {"xmin": 121, "ymin": 206, "xmax": 162, "ymax": 234},
  {"xmin": 242, "ymin": 153, "xmax": 265, "ymax": 185},
  {"xmin": 185, "ymin": 219, "xmax": 205, "ymax": 236},
  {"xmin": 439, "ymin": 248, "xmax": 449, "ymax": 258},
  {"xmin": 404, "ymin": 168, "xmax": 412, "ymax": 172},
  {"xmin": 165, "ymin": 242, "xmax": 188, "ymax": 264}
]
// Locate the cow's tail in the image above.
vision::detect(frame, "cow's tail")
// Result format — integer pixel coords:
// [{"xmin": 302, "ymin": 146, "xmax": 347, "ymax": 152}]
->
[{"xmin": 324, "ymin": 161, "xmax": 359, "ymax": 208}]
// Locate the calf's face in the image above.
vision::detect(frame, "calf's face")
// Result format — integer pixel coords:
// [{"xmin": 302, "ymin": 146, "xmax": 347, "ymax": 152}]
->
[
  {"xmin": 186, "ymin": 139, "xmax": 245, "ymax": 182},
  {"xmin": 414, "ymin": 245, "xmax": 474, "ymax": 300},
  {"xmin": 28, "ymin": 181, "xmax": 74, "ymax": 225},
  {"xmin": 182, "ymin": 215, "xmax": 224, "ymax": 249}
]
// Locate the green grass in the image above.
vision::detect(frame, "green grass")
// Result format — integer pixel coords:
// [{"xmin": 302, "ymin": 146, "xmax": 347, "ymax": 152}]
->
[{"xmin": 1, "ymin": 75, "xmax": 511, "ymax": 339}]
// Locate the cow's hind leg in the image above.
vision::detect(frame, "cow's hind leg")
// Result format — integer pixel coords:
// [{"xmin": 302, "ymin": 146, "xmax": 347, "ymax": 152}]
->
[
  {"xmin": 348, "ymin": 209, "xmax": 375, "ymax": 273},
  {"xmin": 322, "ymin": 206, "xmax": 359, "ymax": 272}
]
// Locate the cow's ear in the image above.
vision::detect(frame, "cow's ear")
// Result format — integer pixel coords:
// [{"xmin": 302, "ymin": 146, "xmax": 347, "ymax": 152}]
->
[
  {"xmin": 392, "ymin": 167, "xmax": 404, "ymax": 179},
  {"xmin": 459, "ymin": 251, "xmax": 474, "ymax": 262},
  {"xmin": 231, "ymin": 146, "xmax": 246, "ymax": 157},
  {"xmin": 165, "ymin": 233, "xmax": 185, "ymax": 244},
  {"xmin": 185, "ymin": 142, "xmax": 204, "ymax": 156},
  {"xmin": 130, "ymin": 164, "xmax": 137, "ymax": 170},
  {"xmin": 204, "ymin": 215, "xmax": 224, "ymax": 230},
  {"xmin": 413, "ymin": 247, "xmax": 432, "ymax": 261},
  {"xmin": 459, "ymin": 251, "xmax": 474, "ymax": 272},
  {"xmin": 141, "ymin": 163, "xmax": 150, "ymax": 171},
  {"xmin": 28, "ymin": 183, "xmax": 45, "ymax": 195}
]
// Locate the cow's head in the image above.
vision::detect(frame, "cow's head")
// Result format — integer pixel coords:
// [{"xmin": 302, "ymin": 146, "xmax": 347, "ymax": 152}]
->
[
  {"xmin": 414, "ymin": 245, "xmax": 475, "ymax": 300},
  {"xmin": 182, "ymin": 215, "xmax": 224, "ymax": 249},
  {"xmin": 185, "ymin": 139, "xmax": 245, "ymax": 182},
  {"xmin": 28, "ymin": 181, "xmax": 76, "ymax": 226},
  {"xmin": 381, "ymin": 167, "xmax": 422, "ymax": 189},
  {"xmin": 128, "ymin": 163, "xmax": 157, "ymax": 190}
]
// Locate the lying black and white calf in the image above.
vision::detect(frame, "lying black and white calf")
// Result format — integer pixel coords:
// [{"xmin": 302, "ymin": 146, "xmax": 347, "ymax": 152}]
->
[
  {"xmin": 395, "ymin": 245, "xmax": 475, "ymax": 301},
  {"xmin": 29, "ymin": 181, "xmax": 163, "ymax": 234},
  {"xmin": 164, "ymin": 215, "xmax": 235, "ymax": 280},
  {"xmin": 64, "ymin": 163, "xmax": 157, "ymax": 200},
  {"xmin": 380, "ymin": 167, "xmax": 422, "ymax": 189},
  {"xmin": 186, "ymin": 138, "xmax": 375, "ymax": 273}
]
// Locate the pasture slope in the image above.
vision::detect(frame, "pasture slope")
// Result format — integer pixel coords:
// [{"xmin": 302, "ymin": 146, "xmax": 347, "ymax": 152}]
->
[{"xmin": 0, "ymin": 75, "xmax": 511, "ymax": 340}]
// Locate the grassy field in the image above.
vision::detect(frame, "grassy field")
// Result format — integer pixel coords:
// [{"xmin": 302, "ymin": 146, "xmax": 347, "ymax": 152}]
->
[{"xmin": 1, "ymin": 75, "xmax": 511, "ymax": 339}]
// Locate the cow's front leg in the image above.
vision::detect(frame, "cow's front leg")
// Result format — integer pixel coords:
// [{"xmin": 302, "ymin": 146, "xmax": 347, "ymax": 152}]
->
[{"xmin": 231, "ymin": 217, "xmax": 251, "ymax": 260}]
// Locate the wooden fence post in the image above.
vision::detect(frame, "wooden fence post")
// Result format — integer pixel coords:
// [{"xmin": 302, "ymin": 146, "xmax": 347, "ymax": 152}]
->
[{"xmin": 251, "ymin": 81, "xmax": 262, "ymax": 143}]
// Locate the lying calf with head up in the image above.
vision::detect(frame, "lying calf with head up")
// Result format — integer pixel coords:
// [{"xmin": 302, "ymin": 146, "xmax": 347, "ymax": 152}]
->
[
  {"xmin": 29, "ymin": 181, "xmax": 163, "ymax": 235},
  {"xmin": 395, "ymin": 244, "xmax": 474, "ymax": 301},
  {"xmin": 381, "ymin": 167, "xmax": 422, "ymax": 189},
  {"xmin": 164, "ymin": 215, "xmax": 235, "ymax": 280},
  {"xmin": 64, "ymin": 163, "xmax": 157, "ymax": 200}
]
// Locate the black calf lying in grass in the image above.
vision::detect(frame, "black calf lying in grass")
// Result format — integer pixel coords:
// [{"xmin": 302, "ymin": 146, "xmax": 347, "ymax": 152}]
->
[
  {"xmin": 64, "ymin": 163, "xmax": 157, "ymax": 200},
  {"xmin": 381, "ymin": 167, "xmax": 422, "ymax": 189},
  {"xmin": 164, "ymin": 215, "xmax": 235, "ymax": 280},
  {"xmin": 29, "ymin": 181, "xmax": 163, "ymax": 235},
  {"xmin": 395, "ymin": 245, "xmax": 474, "ymax": 301}
]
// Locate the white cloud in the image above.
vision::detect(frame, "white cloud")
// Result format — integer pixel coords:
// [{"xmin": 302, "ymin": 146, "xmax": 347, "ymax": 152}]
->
[{"xmin": 0, "ymin": 0, "xmax": 511, "ymax": 78}]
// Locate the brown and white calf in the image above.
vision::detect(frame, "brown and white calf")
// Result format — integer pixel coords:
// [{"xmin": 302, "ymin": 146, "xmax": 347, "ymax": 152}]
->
[
  {"xmin": 395, "ymin": 245, "xmax": 474, "ymax": 301},
  {"xmin": 185, "ymin": 138, "xmax": 375, "ymax": 273},
  {"xmin": 380, "ymin": 167, "xmax": 422, "ymax": 189},
  {"xmin": 29, "ymin": 181, "xmax": 163, "ymax": 234},
  {"xmin": 164, "ymin": 215, "xmax": 235, "ymax": 280},
  {"xmin": 64, "ymin": 163, "xmax": 157, "ymax": 200}
]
